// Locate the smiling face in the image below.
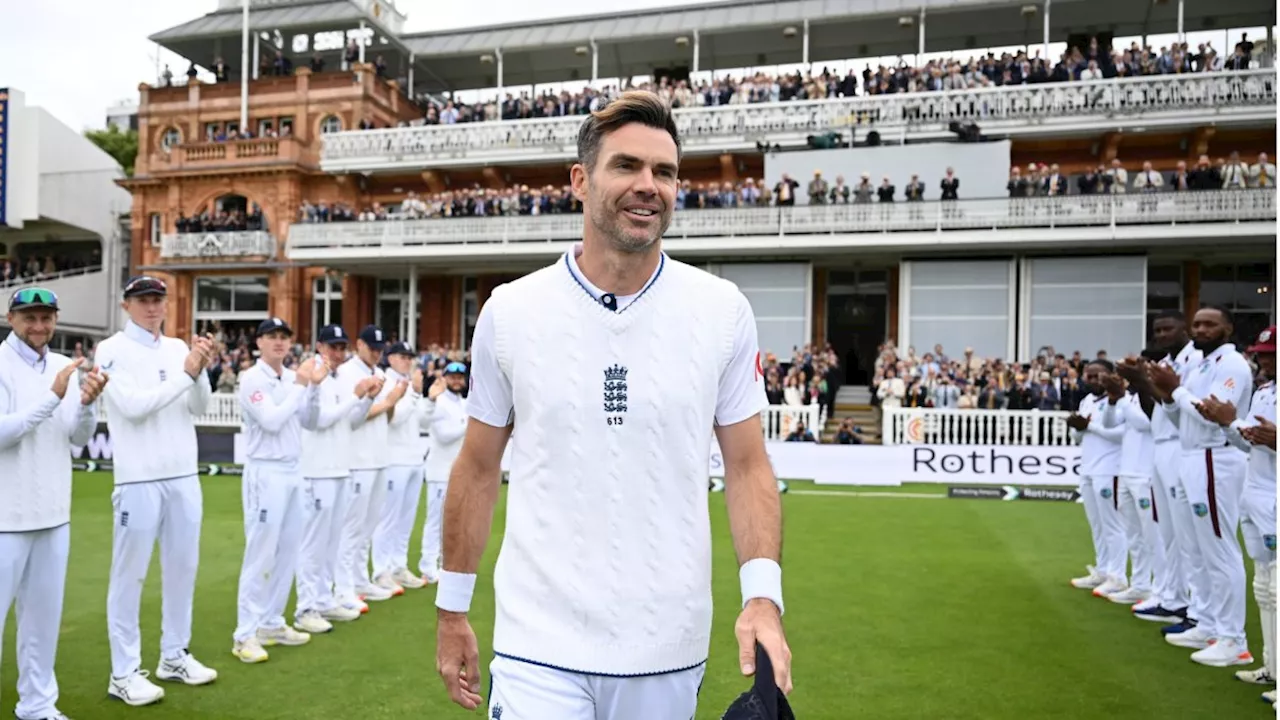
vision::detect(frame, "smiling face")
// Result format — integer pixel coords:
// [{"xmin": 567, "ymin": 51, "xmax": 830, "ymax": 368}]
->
[
  {"xmin": 573, "ymin": 122, "xmax": 678, "ymax": 254},
  {"xmin": 8, "ymin": 308, "xmax": 57, "ymax": 351}
]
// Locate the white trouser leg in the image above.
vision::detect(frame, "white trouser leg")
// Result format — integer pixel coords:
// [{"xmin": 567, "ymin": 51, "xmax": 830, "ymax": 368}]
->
[
  {"xmin": 4, "ymin": 526, "xmax": 70, "ymax": 720},
  {"xmin": 326, "ymin": 477, "xmax": 349, "ymax": 604},
  {"xmin": 1170, "ymin": 468, "xmax": 1208, "ymax": 622},
  {"xmin": 158, "ymin": 476, "xmax": 203, "ymax": 662},
  {"xmin": 1241, "ymin": 481, "xmax": 1277, "ymax": 673},
  {"xmin": 1182, "ymin": 447, "xmax": 1248, "ymax": 641},
  {"xmin": 1079, "ymin": 476, "xmax": 1103, "ymax": 569},
  {"xmin": 107, "ymin": 483, "xmax": 161, "ymax": 677},
  {"xmin": 393, "ymin": 465, "xmax": 424, "ymax": 572},
  {"xmin": 360, "ymin": 467, "xmax": 388, "ymax": 586},
  {"xmin": 337, "ymin": 470, "xmax": 375, "ymax": 601},
  {"xmin": 296, "ymin": 477, "xmax": 342, "ymax": 616},
  {"xmin": 1090, "ymin": 475, "xmax": 1128, "ymax": 581},
  {"xmin": 373, "ymin": 465, "xmax": 413, "ymax": 578},
  {"xmin": 1152, "ymin": 446, "xmax": 1189, "ymax": 609},
  {"xmin": 261, "ymin": 477, "xmax": 307, "ymax": 630},
  {"xmin": 1121, "ymin": 475, "xmax": 1162, "ymax": 593},
  {"xmin": 420, "ymin": 481, "xmax": 447, "ymax": 576},
  {"xmin": 234, "ymin": 462, "xmax": 300, "ymax": 643}
]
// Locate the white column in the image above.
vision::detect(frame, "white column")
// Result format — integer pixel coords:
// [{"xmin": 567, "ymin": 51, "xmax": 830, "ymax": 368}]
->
[
  {"xmin": 252, "ymin": 34, "xmax": 260, "ymax": 80},
  {"xmin": 1042, "ymin": 0, "xmax": 1051, "ymax": 59},
  {"xmin": 917, "ymin": 9, "xmax": 925, "ymax": 63},
  {"xmin": 590, "ymin": 39, "xmax": 599, "ymax": 85},
  {"xmin": 1177, "ymin": 0, "xmax": 1185, "ymax": 42},
  {"xmin": 323, "ymin": 273, "xmax": 332, "ymax": 325},
  {"xmin": 802, "ymin": 20, "xmax": 810, "ymax": 68},
  {"xmin": 408, "ymin": 52, "xmax": 415, "ymax": 97},
  {"xmin": 406, "ymin": 268, "xmax": 418, "ymax": 349},
  {"xmin": 240, "ymin": 0, "xmax": 250, "ymax": 132},
  {"xmin": 692, "ymin": 29, "xmax": 700, "ymax": 74},
  {"xmin": 359, "ymin": 20, "xmax": 367, "ymax": 64},
  {"xmin": 495, "ymin": 48, "xmax": 504, "ymax": 96}
]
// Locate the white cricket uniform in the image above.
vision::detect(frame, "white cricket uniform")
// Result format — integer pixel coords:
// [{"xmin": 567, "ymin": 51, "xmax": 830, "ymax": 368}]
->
[
  {"xmin": 418, "ymin": 388, "xmax": 468, "ymax": 578},
  {"xmin": 298, "ymin": 372, "xmax": 374, "ymax": 617},
  {"xmin": 372, "ymin": 368, "xmax": 425, "ymax": 579},
  {"xmin": 95, "ymin": 321, "xmax": 211, "ymax": 678},
  {"xmin": 334, "ymin": 357, "xmax": 389, "ymax": 602},
  {"xmin": 1151, "ymin": 341, "xmax": 1203, "ymax": 614},
  {"xmin": 1116, "ymin": 392, "xmax": 1163, "ymax": 595},
  {"xmin": 1226, "ymin": 378, "xmax": 1277, "ymax": 676},
  {"xmin": 233, "ymin": 360, "xmax": 316, "ymax": 643},
  {"xmin": 1167, "ymin": 343, "xmax": 1254, "ymax": 643},
  {"xmin": 468, "ymin": 247, "xmax": 765, "ymax": 719},
  {"xmin": 1074, "ymin": 393, "xmax": 1127, "ymax": 582},
  {"xmin": 0, "ymin": 333, "xmax": 96, "ymax": 720}
]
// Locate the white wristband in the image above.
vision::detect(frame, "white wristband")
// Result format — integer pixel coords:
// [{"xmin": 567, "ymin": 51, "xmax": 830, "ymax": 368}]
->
[
  {"xmin": 739, "ymin": 558, "xmax": 784, "ymax": 616},
  {"xmin": 435, "ymin": 571, "xmax": 477, "ymax": 613}
]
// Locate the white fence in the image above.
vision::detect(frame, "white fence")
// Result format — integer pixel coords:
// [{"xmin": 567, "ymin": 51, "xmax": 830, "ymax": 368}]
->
[
  {"xmin": 104, "ymin": 393, "xmax": 823, "ymax": 440},
  {"xmin": 882, "ymin": 407, "xmax": 1075, "ymax": 446},
  {"xmin": 160, "ymin": 231, "xmax": 277, "ymax": 259},
  {"xmin": 287, "ymin": 189, "xmax": 1275, "ymax": 254},
  {"xmin": 320, "ymin": 70, "xmax": 1276, "ymax": 170}
]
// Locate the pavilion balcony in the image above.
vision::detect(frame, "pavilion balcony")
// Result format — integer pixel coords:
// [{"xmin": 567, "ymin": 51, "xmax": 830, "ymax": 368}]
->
[{"xmin": 160, "ymin": 231, "xmax": 278, "ymax": 259}]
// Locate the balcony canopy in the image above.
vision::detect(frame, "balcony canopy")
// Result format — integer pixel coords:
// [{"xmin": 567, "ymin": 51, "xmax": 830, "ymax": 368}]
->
[{"xmin": 149, "ymin": 0, "xmax": 1275, "ymax": 94}]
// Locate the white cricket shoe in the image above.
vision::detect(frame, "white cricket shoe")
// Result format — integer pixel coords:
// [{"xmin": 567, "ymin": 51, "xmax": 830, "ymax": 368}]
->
[
  {"xmin": 1235, "ymin": 667, "xmax": 1276, "ymax": 685},
  {"xmin": 393, "ymin": 568, "xmax": 426, "ymax": 589},
  {"xmin": 231, "ymin": 637, "xmax": 269, "ymax": 664},
  {"xmin": 358, "ymin": 583, "xmax": 394, "ymax": 602},
  {"xmin": 1131, "ymin": 596, "xmax": 1161, "ymax": 612},
  {"xmin": 1070, "ymin": 566, "xmax": 1105, "ymax": 589},
  {"xmin": 294, "ymin": 610, "xmax": 334, "ymax": 634},
  {"xmin": 108, "ymin": 669, "xmax": 165, "ymax": 706},
  {"xmin": 1165, "ymin": 624, "xmax": 1213, "ymax": 649},
  {"xmin": 1092, "ymin": 578, "xmax": 1128, "ymax": 598},
  {"xmin": 1262, "ymin": 688, "xmax": 1276, "ymax": 704},
  {"xmin": 422, "ymin": 569, "xmax": 439, "ymax": 585},
  {"xmin": 155, "ymin": 651, "xmax": 217, "ymax": 685},
  {"xmin": 1191, "ymin": 638, "xmax": 1253, "ymax": 667},
  {"xmin": 373, "ymin": 573, "xmax": 406, "ymax": 596},
  {"xmin": 320, "ymin": 605, "xmax": 362, "ymax": 622},
  {"xmin": 257, "ymin": 625, "xmax": 311, "ymax": 647},
  {"xmin": 1105, "ymin": 587, "xmax": 1150, "ymax": 605}
]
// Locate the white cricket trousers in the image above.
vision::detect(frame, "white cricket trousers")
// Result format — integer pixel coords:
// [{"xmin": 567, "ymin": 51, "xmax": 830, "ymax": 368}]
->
[
  {"xmin": 419, "ymin": 480, "xmax": 447, "ymax": 577},
  {"xmin": 107, "ymin": 475, "xmax": 203, "ymax": 678},
  {"xmin": 372, "ymin": 464, "xmax": 423, "ymax": 578},
  {"xmin": 1118, "ymin": 475, "xmax": 1165, "ymax": 595},
  {"xmin": 295, "ymin": 476, "xmax": 346, "ymax": 617},
  {"xmin": 488, "ymin": 655, "xmax": 705, "ymax": 720},
  {"xmin": 1084, "ymin": 475, "xmax": 1128, "ymax": 581},
  {"xmin": 0, "ymin": 524, "xmax": 69, "ymax": 720},
  {"xmin": 1152, "ymin": 442, "xmax": 1193, "ymax": 611},
  {"xmin": 233, "ymin": 460, "xmax": 307, "ymax": 643},
  {"xmin": 336, "ymin": 468, "xmax": 382, "ymax": 602},
  {"xmin": 1180, "ymin": 446, "xmax": 1248, "ymax": 642},
  {"xmin": 1241, "ymin": 480, "xmax": 1276, "ymax": 677}
]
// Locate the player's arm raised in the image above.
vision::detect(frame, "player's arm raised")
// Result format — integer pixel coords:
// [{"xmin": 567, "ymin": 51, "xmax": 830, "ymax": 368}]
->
[
  {"xmin": 435, "ymin": 301, "xmax": 512, "ymax": 711},
  {"xmin": 714, "ymin": 292, "xmax": 791, "ymax": 695},
  {"xmin": 0, "ymin": 362, "xmax": 76, "ymax": 450},
  {"xmin": 186, "ymin": 334, "xmax": 216, "ymax": 417}
]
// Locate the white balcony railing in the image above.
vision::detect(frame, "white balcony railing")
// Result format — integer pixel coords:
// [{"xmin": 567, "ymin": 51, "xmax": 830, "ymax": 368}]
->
[
  {"xmin": 98, "ymin": 392, "xmax": 242, "ymax": 428},
  {"xmin": 160, "ymin": 231, "xmax": 277, "ymax": 259},
  {"xmin": 287, "ymin": 189, "xmax": 1276, "ymax": 255},
  {"xmin": 321, "ymin": 70, "xmax": 1276, "ymax": 170},
  {"xmin": 883, "ymin": 407, "xmax": 1075, "ymax": 446}
]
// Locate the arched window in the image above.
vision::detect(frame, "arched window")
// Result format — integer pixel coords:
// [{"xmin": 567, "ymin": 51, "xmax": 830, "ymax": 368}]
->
[
  {"xmin": 161, "ymin": 127, "xmax": 183, "ymax": 152},
  {"xmin": 320, "ymin": 115, "xmax": 343, "ymax": 134}
]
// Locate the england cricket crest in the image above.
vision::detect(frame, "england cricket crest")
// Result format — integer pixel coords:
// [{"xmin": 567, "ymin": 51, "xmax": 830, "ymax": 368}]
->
[{"xmin": 603, "ymin": 363, "xmax": 628, "ymax": 424}]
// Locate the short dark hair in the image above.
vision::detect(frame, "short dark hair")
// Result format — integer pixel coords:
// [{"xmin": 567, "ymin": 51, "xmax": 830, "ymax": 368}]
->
[
  {"xmin": 1198, "ymin": 304, "xmax": 1235, "ymax": 326},
  {"xmin": 576, "ymin": 91, "xmax": 681, "ymax": 171},
  {"xmin": 1155, "ymin": 309, "xmax": 1185, "ymax": 323},
  {"xmin": 1086, "ymin": 358, "xmax": 1115, "ymax": 372}
]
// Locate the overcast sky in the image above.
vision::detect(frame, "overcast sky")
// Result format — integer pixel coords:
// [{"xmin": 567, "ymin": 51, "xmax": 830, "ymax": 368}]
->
[
  {"xmin": 0, "ymin": 0, "xmax": 1269, "ymax": 132},
  {"xmin": 0, "ymin": 0, "xmax": 688, "ymax": 131}
]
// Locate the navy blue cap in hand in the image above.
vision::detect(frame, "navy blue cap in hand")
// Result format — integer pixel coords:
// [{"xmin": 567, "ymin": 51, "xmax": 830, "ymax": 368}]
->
[{"xmin": 721, "ymin": 643, "xmax": 795, "ymax": 720}]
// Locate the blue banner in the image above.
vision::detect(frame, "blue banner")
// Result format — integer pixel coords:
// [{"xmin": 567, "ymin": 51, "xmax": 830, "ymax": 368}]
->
[{"xmin": 0, "ymin": 88, "xmax": 8, "ymax": 228}]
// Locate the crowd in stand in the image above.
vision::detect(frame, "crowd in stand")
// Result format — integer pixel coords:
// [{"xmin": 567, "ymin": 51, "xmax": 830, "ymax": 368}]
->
[
  {"xmin": 174, "ymin": 207, "xmax": 268, "ymax": 234},
  {"xmin": 0, "ymin": 246, "xmax": 104, "ymax": 287},
  {"xmin": 379, "ymin": 35, "xmax": 1265, "ymax": 127}
]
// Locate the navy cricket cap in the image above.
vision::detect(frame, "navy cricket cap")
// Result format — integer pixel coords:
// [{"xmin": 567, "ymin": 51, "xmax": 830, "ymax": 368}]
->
[
  {"xmin": 722, "ymin": 643, "xmax": 795, "ymax": 720},
  {"xmin": 387, "ymin": 341, "xmax": 415, "ymax": 357},
  {"xmin": 317, "ymin": 324, "xmax": 349, "ymax": 345},
  {"xmin": 122, "ymin": 275, "xmax": 168, "ymax": 298},
  {"xmin": 359, "ymin": 324, "xmax": 387, "ymax": 349},
  {"xmin": 255, "ymin": 317, "xmax": 293, "ymax": 337}
]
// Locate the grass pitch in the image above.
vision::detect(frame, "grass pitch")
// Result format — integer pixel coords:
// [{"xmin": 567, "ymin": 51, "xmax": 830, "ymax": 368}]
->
[{"xmin": 1, "ymin": 473, "xmax": 1270, "ymax": 719}]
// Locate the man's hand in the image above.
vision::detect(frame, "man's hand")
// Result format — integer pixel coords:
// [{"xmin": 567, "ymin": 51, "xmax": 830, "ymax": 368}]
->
[
  {"xmin": 1243, "ymin": 416, "xmax": 1277, "ymax": 450},
  {"xmin": 387, "ymin": 379, "xmax": 409, "ymax": 403},
  {"xmin": 1195, "ymin": 395, "xmax": 1236, "ymax": 427},
  {"xmin": 1065, "ymin": 413, "xmax": 1090, "ymax": 432},
  {"xmin": 436, "ymin": 611, "xmax": 483, "ymax": 710},
  {"xmin": 51, "ymin": 358, "xmax": 85, "ymax": 399},
  {"xmin": 304, "ymin": 356, "xmax": 329, "ymax": 385},
  {"xmin": 735, "ymin": 598, "xmax": 793, "ymax": 695},
  {"xmin": 1148, "ymin": 363, "xmax": 1180, "ymax": 397},
  {"xmin": 1116, "ymin": 357, "xmax": 1148, "ymax": 386},
  {"xmin": 80, "ymin": 367, "xmax": 108, "ymax": 405},
  {"xmin": 191, "ymin": 334, "xmax": 218, "ymax": 368},
  {"xmin": 411, "ymin": 368, "xmax": 425, "ymax": 395},
  {"xmin": 366, "ymin": 376, "xmax": 386, "ymax": 398},
  {"xmin": 353, "ymin": 376, "xmax": 378, "ymax": 398},
  {"xmin": 1102, "ymin": 374, "xmax": 1127, "ymax": 402},
  {"xmin": 183, "ymin": 347, "xmax": 207, "ymax": 379},
  {"xmin": 427, "ymin": 375, "xmax": 447, "ymax": 401}
]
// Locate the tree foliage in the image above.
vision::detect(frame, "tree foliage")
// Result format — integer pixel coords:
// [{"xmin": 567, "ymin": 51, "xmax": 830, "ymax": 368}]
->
[{"xmin": 85, "ymin": 125, "xmax": 138, "ymax": 177}]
